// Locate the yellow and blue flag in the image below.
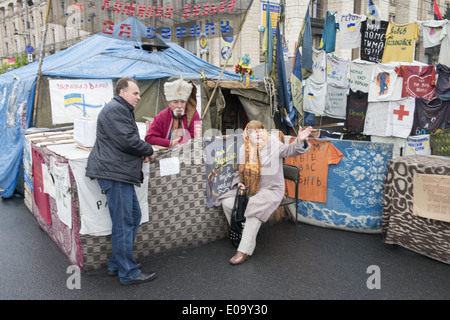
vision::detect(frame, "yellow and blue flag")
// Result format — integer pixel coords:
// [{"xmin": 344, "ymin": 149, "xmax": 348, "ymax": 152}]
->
[
  {"xmin": 367, "ymin": 0, "xmax": 380, "ymax": 19},
  {"xmin": 290, "ymin": 44, "xmax": 303, "ymax": 125},
  {"xmin": 64, "ymin": 93, "xmax": 83, "ymax": 106}
]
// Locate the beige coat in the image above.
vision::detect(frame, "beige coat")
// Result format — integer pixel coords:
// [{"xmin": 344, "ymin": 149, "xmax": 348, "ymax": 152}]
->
[{"xmin": 214, "ymin": 135, "xmax": 311, "ymax": 222}]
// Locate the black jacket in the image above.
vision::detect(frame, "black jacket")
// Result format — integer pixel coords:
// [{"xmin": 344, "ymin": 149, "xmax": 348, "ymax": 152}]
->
[{"xmin": 86, "ymin": 95, "xmax": 154, "ymax": 186}]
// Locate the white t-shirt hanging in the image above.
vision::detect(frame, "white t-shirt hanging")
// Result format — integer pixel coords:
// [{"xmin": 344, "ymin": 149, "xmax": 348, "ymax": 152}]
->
[
  {"xmin": 49, "ymin": 156, "xmax": 72, "ymax": 229},
  {"xmin": 387, "ymin": 97, "xmax": 415, "ymax": 138},
  {"xmin": 420, "ymin": 20, "xmax": 447, "ymax": 48},
  {"xmin": 364, "ymin": 101, "xmax": 390, "ymax": 136},
  {"xmin": 336, "ymin": 13, "xmax": 365, "ymax": 49},
  {"xmin": 404, "ymin": 134, "xmax": 431, "ymax": 155},
  {"xmin": 311, "ymin": 47, "xmax": 327, "ymax": 83},
  {"xmin": 349, "ymin": 59, "xmax": 376, "ymax": 93},
  {"xmin": 439, "ymin": 22, "xmax": 450, "ymax": 67},
  {"xmin": 326, "ymin": 53, "xmax": 349, "ymax": 87},
  {"xmin": 368, "ymin": 62, "xmax": 402, "ymax": 102},
  {"xmin": 303, "ymin": 77, "xmax": 327, "ymax": 116},
  {"xmin": 324, "ymin": 83, "xmax": 347, "ymax": 119}
]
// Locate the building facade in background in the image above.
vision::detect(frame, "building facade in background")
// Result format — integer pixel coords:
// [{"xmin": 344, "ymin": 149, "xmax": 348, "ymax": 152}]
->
[{"xmin": 0, "ymin": 0, "xmax": 448, "ymax": 69}]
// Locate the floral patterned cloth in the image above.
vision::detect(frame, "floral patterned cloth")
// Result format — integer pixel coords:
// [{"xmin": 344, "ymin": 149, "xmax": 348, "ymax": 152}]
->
[{"xmin": 295, "ymin": 139, "xmax": 393, "ymax": 233}]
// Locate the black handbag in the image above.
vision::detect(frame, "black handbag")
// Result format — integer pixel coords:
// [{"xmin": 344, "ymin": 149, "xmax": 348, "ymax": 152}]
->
[{"xmin": 229, "ymin": 187, "xmax": 248, "ymax": 247}]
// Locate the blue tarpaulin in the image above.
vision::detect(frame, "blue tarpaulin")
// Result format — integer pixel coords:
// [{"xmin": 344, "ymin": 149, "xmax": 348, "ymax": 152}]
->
[{"xmin": 0, "ymin": 17, "xmax": 240, "ymax": 198}]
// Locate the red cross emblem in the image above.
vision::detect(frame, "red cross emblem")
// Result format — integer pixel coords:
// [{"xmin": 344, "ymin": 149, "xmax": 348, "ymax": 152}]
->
[{"xmin": 393, "ymin": 105, "xmax": 409, "ymax": 121}]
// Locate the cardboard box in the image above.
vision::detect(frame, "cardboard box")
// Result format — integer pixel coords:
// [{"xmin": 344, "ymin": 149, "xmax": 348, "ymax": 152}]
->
[{"xmin": 74, "ymin": 118, "xmax": 97, "ymax": 147}]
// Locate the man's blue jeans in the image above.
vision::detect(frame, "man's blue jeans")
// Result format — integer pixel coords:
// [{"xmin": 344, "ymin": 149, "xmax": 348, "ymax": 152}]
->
[{"xmin": 97, "ymin": 179, "xmax": 141, "ymax": 283}]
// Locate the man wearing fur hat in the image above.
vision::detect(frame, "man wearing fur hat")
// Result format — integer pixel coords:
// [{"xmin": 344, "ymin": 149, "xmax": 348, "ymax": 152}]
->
[{"xmin": 145, "ymin": 78, "xmax": 200, "ymax": 148}]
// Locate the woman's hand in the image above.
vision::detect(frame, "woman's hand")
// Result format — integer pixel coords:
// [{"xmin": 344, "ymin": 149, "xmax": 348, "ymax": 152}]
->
[
  {"xmin": 170, "ymin": 140, "xmax": 180, "ymax": 147},
  {"xmin": 297, "ymin": 126, "xmax": 313, "ymax": 144}
]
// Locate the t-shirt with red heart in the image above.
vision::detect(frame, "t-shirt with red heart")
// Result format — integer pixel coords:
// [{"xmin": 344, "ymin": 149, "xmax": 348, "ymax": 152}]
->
[{"xmin": 395, "ymin": 65, "xmax": 436, "ymax": 100}]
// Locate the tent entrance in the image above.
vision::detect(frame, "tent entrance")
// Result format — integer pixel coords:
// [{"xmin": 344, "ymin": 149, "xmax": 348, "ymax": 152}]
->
[
  {"xmin": 221, "ymin": 88, "xmax": 249, "ymax": 134},
  {"xmin": 200, "ymin": 80, "xmax": 285, "ymax": 137}
]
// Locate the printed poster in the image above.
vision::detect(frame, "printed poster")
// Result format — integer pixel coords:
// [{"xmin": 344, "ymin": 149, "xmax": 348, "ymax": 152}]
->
[
  {"xmin": 261, "ymin": 3, "xmax": 280, "ymax": 34},
  {"xmin": 220, "ymin": 20, "xmax": 234, "ymax": 66},
  {"xmin": 49, "ymin": 78, "xmax": 113, "ymax": 124},
  {"xmin": 204, "ymin": 134, "xmax": 243, "ymax": 207}
]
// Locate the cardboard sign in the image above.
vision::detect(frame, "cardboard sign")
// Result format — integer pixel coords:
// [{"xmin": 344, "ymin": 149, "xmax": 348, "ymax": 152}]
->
[{"xmin": 413, "ymin": 173, "xmax": 450, "ymax": 223}]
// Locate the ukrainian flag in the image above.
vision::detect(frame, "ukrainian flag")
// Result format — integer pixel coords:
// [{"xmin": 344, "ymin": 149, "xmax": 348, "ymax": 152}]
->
[{"xmin": 64, "ymin": 93, "xmax": 83, "ymax": 106}]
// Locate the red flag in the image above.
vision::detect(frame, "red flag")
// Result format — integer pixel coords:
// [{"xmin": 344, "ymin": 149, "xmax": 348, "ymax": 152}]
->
[{"xmin": 434, "ymin": 0, "xmax": 443, "ymax": 20}]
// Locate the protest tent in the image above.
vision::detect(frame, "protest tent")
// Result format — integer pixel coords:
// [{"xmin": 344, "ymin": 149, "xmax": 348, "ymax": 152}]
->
[{"xmin": 0, "ymin": 17, "xmax": 289, "ymax": 198}]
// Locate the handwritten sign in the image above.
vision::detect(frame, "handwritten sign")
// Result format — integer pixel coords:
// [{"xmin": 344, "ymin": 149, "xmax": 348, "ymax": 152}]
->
[
  {"xmin": 204, "ymin": 134, "xmax": 243, "ymax": 207},
  {"xmin": 413, "ymin": 173, "xmax": 450, "ymax": 223},
  {"xmin": 49, "ymin": 79, "xmax": 113, "ymax": 124}
]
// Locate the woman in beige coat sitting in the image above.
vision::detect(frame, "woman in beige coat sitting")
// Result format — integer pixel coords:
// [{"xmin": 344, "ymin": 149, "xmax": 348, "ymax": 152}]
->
[{"xmin": 216, "ymin": 120, "xmax": 312, "ymax": 265}]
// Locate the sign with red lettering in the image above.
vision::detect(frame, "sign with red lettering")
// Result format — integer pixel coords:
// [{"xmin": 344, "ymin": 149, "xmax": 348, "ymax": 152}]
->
[{"xmin": 50, "ymin": 0, "xmax": 251, "ymax": 40}]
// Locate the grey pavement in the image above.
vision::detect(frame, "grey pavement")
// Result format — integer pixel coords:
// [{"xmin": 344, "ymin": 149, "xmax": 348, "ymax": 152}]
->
[{"xmin": 1, "ymin": 195, "xmax": 449, "ymax": 302}]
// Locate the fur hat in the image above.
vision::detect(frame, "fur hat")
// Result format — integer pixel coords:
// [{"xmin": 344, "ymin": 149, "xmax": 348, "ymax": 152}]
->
[{"xmin": 164, "ymin": 78, "xmax": 193, "ymax": 102}]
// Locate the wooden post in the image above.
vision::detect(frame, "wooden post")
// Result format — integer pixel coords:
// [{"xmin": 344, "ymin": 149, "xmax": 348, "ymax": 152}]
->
[
  {"xmin": 201, "ymin": 0, "xmax": 255, "ymax": 120},
  {"xmin": 32, "ymin": 0, "xmax": 51, "ymax": 126}
]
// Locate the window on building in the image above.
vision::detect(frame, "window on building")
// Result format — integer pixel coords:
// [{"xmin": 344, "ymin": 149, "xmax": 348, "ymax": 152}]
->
[{"xmin": 311, "ymin": 0, "xmax": 322, "ymax": 19}]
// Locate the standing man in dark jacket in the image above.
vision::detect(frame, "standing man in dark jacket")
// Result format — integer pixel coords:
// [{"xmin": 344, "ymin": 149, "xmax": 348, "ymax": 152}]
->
[{"xmin": 86, "ymin": 78, "xmax": 156, "ymax": 285}]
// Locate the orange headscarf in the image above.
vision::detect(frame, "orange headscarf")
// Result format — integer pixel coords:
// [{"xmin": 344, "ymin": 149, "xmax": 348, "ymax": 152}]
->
[{"xmin": 239, "ymin": 121, "xmax": 268, "ymax": 196}]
